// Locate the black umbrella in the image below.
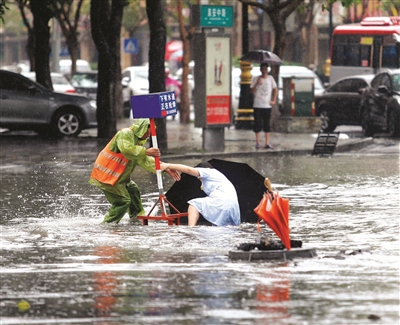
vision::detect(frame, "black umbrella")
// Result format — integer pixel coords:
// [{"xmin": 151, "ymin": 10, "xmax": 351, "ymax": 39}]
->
[
  {"xmin": 165, "ymin": 159, "xmax": 267, "ymax": 224},
  {"xmin": 240, "ymin": 50, "xmax": 282, "ymax": 65}
]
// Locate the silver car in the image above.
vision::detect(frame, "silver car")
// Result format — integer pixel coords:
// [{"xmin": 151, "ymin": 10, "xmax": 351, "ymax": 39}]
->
[{"xmin": 0, "ymin": 70, "xmax": 97, "ymax": 137}]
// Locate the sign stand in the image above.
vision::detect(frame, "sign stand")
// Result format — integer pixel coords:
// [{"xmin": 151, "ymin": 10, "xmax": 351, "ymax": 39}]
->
[{"xmin": 130, "ymin": 91, "xmax": 188, "ymax": 226}]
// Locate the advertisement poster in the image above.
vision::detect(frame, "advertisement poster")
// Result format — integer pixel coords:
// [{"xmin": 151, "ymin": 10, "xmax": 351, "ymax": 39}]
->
[{"xmin": 206, "ymin": 37, "xmax": 231, "ymax": 125}]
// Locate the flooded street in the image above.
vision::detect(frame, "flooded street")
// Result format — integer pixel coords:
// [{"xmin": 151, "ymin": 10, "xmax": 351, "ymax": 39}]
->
[{"xmin": 1, "ymin": 135, "xmax": 399, "ymax": 324}]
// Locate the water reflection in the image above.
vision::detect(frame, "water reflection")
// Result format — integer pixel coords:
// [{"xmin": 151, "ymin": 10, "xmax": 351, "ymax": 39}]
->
[
  {"xmin": 0, "ymin": 147, "xmax": 399, "ymax": 324},
  {"xmin": 93, "ymin": 246, "xmax": 119, "ymax": 319}
]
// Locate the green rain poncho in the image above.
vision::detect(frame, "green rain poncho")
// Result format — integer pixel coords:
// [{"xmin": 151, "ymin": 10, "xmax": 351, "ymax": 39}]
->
[{"xmin": 89, "ymin": 119, "xmax": 156, "ymax": 223}]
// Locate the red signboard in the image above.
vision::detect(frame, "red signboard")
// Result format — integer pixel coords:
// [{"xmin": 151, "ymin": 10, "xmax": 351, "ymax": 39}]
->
[{"xmin": 206, "ymin": 95, "xmax": 231, "ymax": 124}]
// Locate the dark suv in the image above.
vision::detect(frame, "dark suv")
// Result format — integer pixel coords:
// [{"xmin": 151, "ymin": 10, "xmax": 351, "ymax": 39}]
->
[
  {"xmin": 0, "ymin": 70, "xmax": 97, "ymax": 137},
  {"xmin": 360, "ymin": 70, "xmax": 400, "ymax": 137},
  {"xmin": 315, "ymin": 75, "xmax": 374, "ymax": 132}
]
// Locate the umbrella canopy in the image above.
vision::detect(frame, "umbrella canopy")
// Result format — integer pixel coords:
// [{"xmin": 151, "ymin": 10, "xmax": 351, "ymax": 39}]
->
[
  {"xmin": 254, "ymin": 191, "xmax": 291, "ymax": 250},
  {"xmin": 240, "ymin": 50, "xmax": 282, "ymax": 65},
  {"xmin": 165, "ymin": 40, "xmax": 183, "ymax": 60},
  {"xmin": 165, "ymin": 158, "xmax": 267, "ymax": 224}
]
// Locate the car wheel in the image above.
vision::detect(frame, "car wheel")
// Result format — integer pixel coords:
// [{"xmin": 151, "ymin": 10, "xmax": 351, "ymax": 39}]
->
[
  {"xmin": 52, "ymin": 109, "xmax": 83, "ymax": 137},
  {"xmin": 320, "ymin": 109, "xmax": 336, "ymax": 132},
  {"xmin": 361, "ymin": 107, "xmax": 375, "ymax": 137},
  {"xmin": 387, "ymin": 108, "xmax": 400, "ymax": 137}
]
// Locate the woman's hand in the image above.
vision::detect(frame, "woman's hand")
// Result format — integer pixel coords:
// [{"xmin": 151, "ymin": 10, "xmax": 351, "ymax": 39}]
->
[
  {"xmin": 160, "ymin": 162, "xmax": 181, "ymax": 181},
  {"xmin": 166, "ymin": 168, "xmax": 181, "ymax": 181}
]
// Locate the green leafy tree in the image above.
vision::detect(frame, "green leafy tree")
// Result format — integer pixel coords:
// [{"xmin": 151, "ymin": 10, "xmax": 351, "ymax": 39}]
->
[
  {"xmin": 0, "ymin": 0, "xmax": 8, "ymax": 21},
  {"xmin": 122, "ymin": 0, "xmax": 148, "ymax": 65},
  {"xmin": 50, "ymin": 0, "xmax": 85, "ymax": 74},
  {"xmin": 238, "ymin": 0, "xmax": 304, "ymax": 81},
  {"xmin": 14, "ymin": 0, "xmax": 35, "ymax": 71},
  {"xmin": 295, "ymin": 0, "xmax": 319, "ymax": 67},
  {"xmin": 381, "ymin": 0, "xmax": 400, "ymax": 16}
]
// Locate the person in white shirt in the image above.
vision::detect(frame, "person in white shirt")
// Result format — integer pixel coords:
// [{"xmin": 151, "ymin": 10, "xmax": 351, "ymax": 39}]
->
[
  {"xmin": 160, "ymin": 162, "xmax": 240, "ymax": 226},
  {"xmin": 250, "ymin": 62, "xmax": 278, "ymax": 149}
]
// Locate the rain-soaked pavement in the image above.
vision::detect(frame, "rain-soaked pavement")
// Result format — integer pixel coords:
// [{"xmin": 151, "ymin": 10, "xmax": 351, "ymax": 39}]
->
[{"xmin": 0, "ymin": 124, "xmax": 399, "ymax": 325}]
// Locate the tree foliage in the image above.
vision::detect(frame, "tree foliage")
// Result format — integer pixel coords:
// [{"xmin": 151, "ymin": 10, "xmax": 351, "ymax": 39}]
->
[
  {"xmin": 50, "ymin": 0, "xmax": 85, "ymax": 74},
  {"xmin": 0, "ymin": 0, "xmax": 8, "ymax": 21},
  {"xmin": 122, "ymin": 0, "xmax": 147, "ymax": 36}
]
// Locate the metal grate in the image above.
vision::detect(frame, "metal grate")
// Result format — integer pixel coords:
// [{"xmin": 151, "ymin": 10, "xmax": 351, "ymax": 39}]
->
[{"xmin": 312, "ymin": 132, "xmax": 340, "ymax": 156}]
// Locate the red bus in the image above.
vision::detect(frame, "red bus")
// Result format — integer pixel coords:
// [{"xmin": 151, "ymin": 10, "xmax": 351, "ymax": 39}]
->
[{"xmin": 330, "ymin": 16, "xmax": 400, "ymax": 83}]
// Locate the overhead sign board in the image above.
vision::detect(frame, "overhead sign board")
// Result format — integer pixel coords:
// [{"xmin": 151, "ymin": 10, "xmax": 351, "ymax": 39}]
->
[
  {"xmin": 201, "ymin": 5, "xmax": 233, "ymax": 27},
  {"xmin": 192, "ymin": 5, "xmax": 233, "ymax": 28}
]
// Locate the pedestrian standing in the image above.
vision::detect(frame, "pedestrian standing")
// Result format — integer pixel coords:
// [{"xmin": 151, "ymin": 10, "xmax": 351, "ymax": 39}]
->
[
  {"xmin": 89, "ymin": 118, "xmax": 180, "ymax": 224},
  {"xmin": 250, "ymin": 62, "xmax": 278, "ymax": 149}
]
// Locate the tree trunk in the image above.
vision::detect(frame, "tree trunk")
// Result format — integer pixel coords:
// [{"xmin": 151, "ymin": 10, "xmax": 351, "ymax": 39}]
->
[
  {"xmin": 146, "ymin": 0, "xmax": 168, "ymax": 153},
  {"xmin": 16, "ymin": 1, "xmax": 35, "ymax": 71},
  {"xmin": 52, "ymin": 0, "xmax": 84, "ymax": 75},
  {"xmin": 177, "ymin": 0, "xmax": 190, "ymax": 124},
  {"xmin": 30, "ymin": 0, "xmax": 53, "ymax": 90},
  {"xmin": 90, "ymin": 0, "xmax": 125, "ymax": 139}
]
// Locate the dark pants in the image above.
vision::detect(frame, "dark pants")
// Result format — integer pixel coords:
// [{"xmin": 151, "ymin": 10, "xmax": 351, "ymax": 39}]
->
[
  {"xmin": 102, "ymin": 181, "xmax": 144, "ymax": 223},
  {"xmin": 253, "ymin": 107, "xmax": 271, "ymax": 133}
]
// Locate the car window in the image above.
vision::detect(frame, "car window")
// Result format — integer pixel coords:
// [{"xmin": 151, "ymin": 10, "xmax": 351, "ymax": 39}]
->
[
  {"xmin": 122, "ymin": 71, "xmax": 131, "ymax": 79},
  {"xmin": 391, "ymin": 73, "xmax": 400, "ymax": 92},
  {"xmin": 381, "ymin": 74, "xmax": 391, "ymax": 89},
  {"xmin": 351, "ymin": 79, "xmax": 368, "ymax": 92},
  {"xmin": 52, "ymin": 75, "xmax": 70, "ymax": 85},
  {"xmin": 71, "ymin": 74, "xmax": 98, "ymax": 87},
  {"xmin": 0, "ymin": 73, "xmax": 32, "ymax": 91},
  {"xmin": 330, "ymin": 79, "xmax": 353, "ymax": 92},
  {"xmin": 371, "ymin": 74, "xmax": 384, "ymax": 89},
  {"xmin": 135, "ymin": 70, "xmax": 148, "ymax": 79}
]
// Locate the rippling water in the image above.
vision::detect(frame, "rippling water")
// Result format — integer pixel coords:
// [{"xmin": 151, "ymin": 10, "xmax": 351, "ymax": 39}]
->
[{"xmin": 1, "ymin": 151, "xmax": 399, "ymax": 324}]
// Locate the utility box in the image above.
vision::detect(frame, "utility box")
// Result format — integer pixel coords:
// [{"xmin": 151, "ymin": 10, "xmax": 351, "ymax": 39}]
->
[{"xmin": 282, "ymin": 77, "xmax": 315, "ymax": 117}]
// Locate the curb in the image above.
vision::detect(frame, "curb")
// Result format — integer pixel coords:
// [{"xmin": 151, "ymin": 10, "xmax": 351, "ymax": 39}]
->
[
  {"xmin": 335, "ymin": 137, "xmax": 374, "ymax": 152},
  {"xmin": 162, "ymin": 138, "xmax": 374, "ymax": 160}
]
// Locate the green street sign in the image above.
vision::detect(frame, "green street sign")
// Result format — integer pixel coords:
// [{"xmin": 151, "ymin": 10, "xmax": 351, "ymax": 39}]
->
[{"xmin": 200, "ymin": 5, "xmax": 233, "ymax": 28}]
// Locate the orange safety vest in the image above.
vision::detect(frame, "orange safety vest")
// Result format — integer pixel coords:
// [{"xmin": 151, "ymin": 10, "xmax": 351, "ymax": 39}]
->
[{"xmin": 90, "ymin": 138, "xmax": 129, "ymax": 186}]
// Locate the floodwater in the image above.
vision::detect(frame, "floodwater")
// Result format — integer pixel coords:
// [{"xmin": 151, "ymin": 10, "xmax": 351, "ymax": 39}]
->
[{"xmin": 1, "ymin": 136, "xmax": 399, "ymax": 325}]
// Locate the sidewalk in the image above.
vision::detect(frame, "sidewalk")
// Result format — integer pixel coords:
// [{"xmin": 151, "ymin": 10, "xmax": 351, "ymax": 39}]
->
[{"xmin": 81, "ymin": 117, "xmax": 373, "ymax": 159}]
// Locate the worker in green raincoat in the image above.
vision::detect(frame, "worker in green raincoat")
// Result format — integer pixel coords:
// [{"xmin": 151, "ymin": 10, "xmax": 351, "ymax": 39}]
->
[{"xmin": 89, "ymin": 118, "xmax": 180, "ymax": 223}]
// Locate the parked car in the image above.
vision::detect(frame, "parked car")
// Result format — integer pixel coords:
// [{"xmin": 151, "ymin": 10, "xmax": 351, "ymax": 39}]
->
[
  {"xmin": 121, "ymin": 66, "xmax": 149, "ymax": 118},
  {"xmin": 0, "ymin": 70, "xmax": 97, "ymax": 137},
  {"xmin": 360, "ymin": 69, "xmax": 400, "ymax": 137},
  {"xmin": 22, "ymin": 72, "xmax": 77, "ymax": 94},
  {"xmin": 69, "ymin": 71, "xmax": 98, "ymax": 99},
  {"xmin": 59, "ymin": 59, "xmax": 92, "ymax": 73},
  {"xmin": 315, "ymin": 74, "xmax": 374, "ymax": 132}
]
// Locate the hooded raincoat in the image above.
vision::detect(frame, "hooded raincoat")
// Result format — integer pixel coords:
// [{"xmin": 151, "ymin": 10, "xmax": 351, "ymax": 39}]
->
[{"xmin": 89, "ymin": 119, "xmax": 156, "ymax": 223}]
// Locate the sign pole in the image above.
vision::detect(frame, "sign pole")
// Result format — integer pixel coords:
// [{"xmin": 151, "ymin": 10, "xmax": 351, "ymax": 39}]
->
[
  {"xmin": 149, "ymin": 118, "xmax": 167, "ymax": 217},
  {"xmin": 131, "ymin": 91, "xmax": 188, "ymax": 226}
]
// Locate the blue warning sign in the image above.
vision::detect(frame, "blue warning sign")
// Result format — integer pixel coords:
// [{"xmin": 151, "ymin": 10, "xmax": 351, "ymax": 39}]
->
[{"xmin": 124, "ymin": 38, "xmax": 138, "ymax": 54}]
